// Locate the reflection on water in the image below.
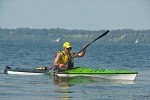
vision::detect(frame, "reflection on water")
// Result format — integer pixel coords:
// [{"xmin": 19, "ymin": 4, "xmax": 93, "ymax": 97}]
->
[
  {"xmin": 51, "ymin": 75, "xmax": 135, "ymax": 87},
  {"xmin": 48, "ymin": 75, "xmax": 135, "ymax": 99},
  {"xmin": 49, "ymin": 76, "xmax": 95, "ymax": 99},
  {"xmin": 54, "ymin": 89, "xmax": 74, "ymax": 99},
  {"xmin": 52, "ymin": 76, "xmax": 95, "ymax": 87}
]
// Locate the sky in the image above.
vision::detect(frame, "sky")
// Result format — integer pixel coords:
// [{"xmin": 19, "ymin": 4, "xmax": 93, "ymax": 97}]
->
[{"xmin": 0, "ymin": 0, "xmax": 150, "ymax": 30}]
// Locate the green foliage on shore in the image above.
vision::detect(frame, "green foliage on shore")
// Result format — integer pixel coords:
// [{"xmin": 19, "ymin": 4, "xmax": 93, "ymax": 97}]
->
[{"xmin": 0, "ymin": 28, "xmax": 150, "ymax": 44}]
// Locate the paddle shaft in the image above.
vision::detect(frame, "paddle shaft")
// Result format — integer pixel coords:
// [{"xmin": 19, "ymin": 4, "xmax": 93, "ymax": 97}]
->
[{"xmin": 65, "ymin": 30, "xmax": 109, "ymax": 64}]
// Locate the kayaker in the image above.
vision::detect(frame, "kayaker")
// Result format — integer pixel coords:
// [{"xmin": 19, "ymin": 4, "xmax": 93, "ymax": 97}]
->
[{"xmin": 53, "ymin": 42, "xmax": 86, "ymax": 71}]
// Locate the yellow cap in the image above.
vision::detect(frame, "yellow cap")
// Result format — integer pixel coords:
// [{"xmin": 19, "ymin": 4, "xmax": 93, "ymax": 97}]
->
[{"xmin": 63, "ymin": 42, "xmax": 72, "ymax": 48}]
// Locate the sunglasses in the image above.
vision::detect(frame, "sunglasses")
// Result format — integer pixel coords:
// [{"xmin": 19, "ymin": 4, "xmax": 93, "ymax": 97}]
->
[{"xmin": 66, "ymin": 47, "xmax": 72, "ymax": 50}]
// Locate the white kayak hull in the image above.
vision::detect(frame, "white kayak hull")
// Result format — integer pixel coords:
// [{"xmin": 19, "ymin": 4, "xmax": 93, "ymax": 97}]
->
[
  {"xmin": 56, "ymin": 73, "xmax": 137, "ymax": 81},
  {"xmin": 4, "ymin": 66, "xmax": 46, "ymax": 75},
  {"xmin": 7, "ymin": 70, "xmax": 44, "ymax": 75}
]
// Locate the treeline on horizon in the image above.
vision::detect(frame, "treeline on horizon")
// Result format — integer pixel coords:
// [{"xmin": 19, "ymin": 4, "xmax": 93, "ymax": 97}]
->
[{"xmin": 0, "ymin": 28, "xmax": 150, "ymax": 44}]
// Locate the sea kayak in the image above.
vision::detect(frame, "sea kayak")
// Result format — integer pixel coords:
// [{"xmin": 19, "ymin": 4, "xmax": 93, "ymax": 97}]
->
[
  {"xmin": 4, "ymin": 66, "xmax": 138, "ymax": 80},
  {"xmin": 52, "ymin": 67, "xmax": 138, "ymax": 81}
]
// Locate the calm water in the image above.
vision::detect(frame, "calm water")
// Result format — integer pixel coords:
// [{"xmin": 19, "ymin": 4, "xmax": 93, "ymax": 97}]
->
[{"xmin": 0, "ymin": 41, "xmax": 150, "ymax": 100}]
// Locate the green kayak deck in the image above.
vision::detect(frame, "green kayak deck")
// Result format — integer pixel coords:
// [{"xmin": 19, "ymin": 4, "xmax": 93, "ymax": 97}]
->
[
  {"xmin": 55, "ymin": 67, "xmax": 138, "ymax": 80},
  {"xmin": 59, "ymin": 67, "xmax": 138, "ymax": 74}
]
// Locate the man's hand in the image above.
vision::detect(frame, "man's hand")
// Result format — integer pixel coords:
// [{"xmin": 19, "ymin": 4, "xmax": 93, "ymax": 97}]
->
[{"xmin": 59, "ymin": 64, "xmax": 67, "ymax": 70}]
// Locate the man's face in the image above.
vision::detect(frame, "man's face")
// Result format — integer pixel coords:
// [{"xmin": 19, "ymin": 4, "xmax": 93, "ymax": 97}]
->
[{"xmin": 64, "ymin": 47, "xmax": 72, "ymax": 54}]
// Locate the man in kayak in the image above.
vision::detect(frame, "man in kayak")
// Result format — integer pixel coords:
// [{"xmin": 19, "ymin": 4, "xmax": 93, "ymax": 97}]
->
[{"xmin": 53, "ymin": 42, "xmax": 86, "ymax": 71}]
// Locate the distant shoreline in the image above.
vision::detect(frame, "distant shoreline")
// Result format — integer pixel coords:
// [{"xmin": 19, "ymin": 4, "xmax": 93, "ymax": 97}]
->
[{"xmin": 0, "ymin": 28, "xmax": 150, "ymax": 44}]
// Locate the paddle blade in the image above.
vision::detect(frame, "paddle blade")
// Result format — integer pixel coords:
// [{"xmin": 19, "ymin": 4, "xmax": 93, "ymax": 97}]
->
[
  {"xmin": 86, "ymin": 30, "xmax": 109, "ymax": 47},
  {"xmin": 95, "ymin": 30, "xmax": 109, "ymax": 41},
  {"xmin": 75, "ymin": 30, "xmax": 109, "ymax": 57}
]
